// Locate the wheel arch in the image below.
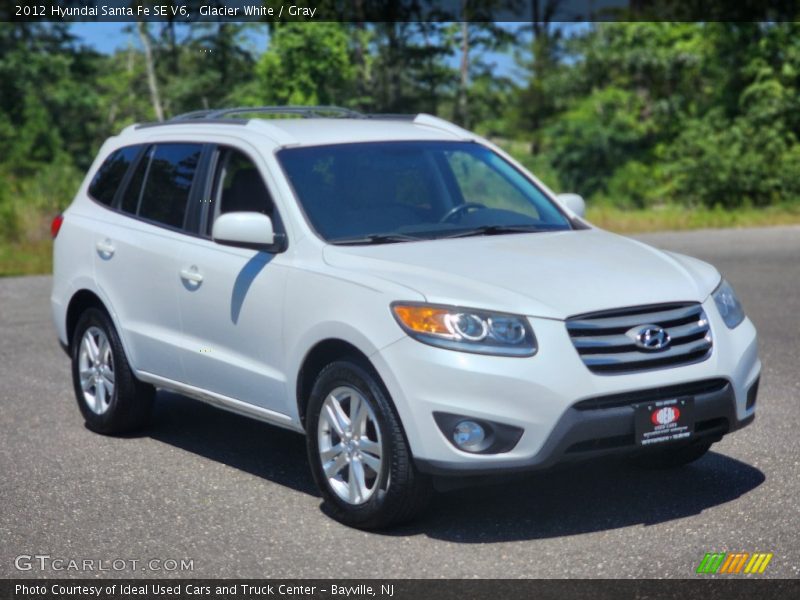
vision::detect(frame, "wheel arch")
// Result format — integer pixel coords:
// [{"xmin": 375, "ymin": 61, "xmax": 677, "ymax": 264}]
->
[
  {"xmin": 296, "ymin": 338, "xmax": 381, "ymax": 430},
  {"xmin": 65, "ymin": 289, "xmax": 125, "ymax": 354}
]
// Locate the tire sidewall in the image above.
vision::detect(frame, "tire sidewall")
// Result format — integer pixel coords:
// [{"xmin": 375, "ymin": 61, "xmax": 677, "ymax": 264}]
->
[
  {"xmin": 71, "ymin": 308, "xmax": 122, "ymax": 432},
  {"xmin": 306, "ymin": 360, "xmax": 399, "ymax": 523}
]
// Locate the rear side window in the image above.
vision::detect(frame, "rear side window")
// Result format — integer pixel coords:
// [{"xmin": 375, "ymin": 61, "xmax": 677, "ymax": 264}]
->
[
  {"xmin": 88, "ymin": 146, "xmax": 140, "ymax": 206},
  {"xmin": 136, "ymin": 144, "xmax": 202, "ymax": 229},
  {"xmin": 120, "ymin": 146, "xmax": 153, "ymax": 215}
]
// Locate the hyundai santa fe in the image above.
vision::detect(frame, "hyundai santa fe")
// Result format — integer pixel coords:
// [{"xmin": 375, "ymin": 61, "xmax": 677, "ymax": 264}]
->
[{"xmin": 51, "ymin": 106, "xmax": 760, "ymax": 529}]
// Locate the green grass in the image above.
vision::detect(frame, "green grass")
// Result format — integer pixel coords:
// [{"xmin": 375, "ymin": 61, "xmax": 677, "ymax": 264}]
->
[
  {"xmin": 0, "ymin": 240, "xmax": 53, "ymax": 277},
  {"xmin": 586, "ymin": 204, "xmax": 800, "ymax": 234}
]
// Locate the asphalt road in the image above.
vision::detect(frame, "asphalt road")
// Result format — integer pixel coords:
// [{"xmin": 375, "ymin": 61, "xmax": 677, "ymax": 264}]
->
[{"xmin": 1, "ymin": 226, "xmax": 798, "ymax": 579}]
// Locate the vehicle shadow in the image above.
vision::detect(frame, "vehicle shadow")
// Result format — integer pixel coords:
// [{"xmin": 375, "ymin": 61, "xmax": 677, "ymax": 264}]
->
[
  {"xmin": 388, "ymin": 453, "xmax": 765, "ymax": 542},
  {"xmin": 145, "ymin": 391, "xmax": 765, "ymax": 542},
  {"xmin": 145, "ymin": 390, "xmax": 319, "ymax": 496}
]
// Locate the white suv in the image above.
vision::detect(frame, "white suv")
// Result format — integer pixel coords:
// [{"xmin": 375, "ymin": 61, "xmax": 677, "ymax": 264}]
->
[{"xmin": 51, "ymin": 107, "xmax": 760, "ymax": 529}]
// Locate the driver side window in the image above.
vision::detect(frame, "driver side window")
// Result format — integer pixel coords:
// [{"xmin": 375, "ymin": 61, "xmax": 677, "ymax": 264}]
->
[
  {"xmin": 445, "ymin": 151, "xmax": 541, "ymax": 220},
  {"xmin": 208, "ymin": 147, "xmax": 275, "ymax": 235}
]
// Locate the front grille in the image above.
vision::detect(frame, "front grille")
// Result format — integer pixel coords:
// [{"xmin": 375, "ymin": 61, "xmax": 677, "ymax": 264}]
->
[{"xmin": 566, "ymin": 303, "xmax": 713, "ymax": 374}]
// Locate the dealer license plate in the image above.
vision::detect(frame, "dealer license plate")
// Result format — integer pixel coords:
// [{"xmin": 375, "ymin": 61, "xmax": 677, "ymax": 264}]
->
[{"xmin": 634, "ymin": 397, "xmax": 695, "ymax": 446}]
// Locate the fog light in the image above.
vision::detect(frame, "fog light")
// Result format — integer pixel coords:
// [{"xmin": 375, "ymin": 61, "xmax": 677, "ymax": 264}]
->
[{"xmin": 453, "ymin": 420, "xmax": 485, "ymax": 450}]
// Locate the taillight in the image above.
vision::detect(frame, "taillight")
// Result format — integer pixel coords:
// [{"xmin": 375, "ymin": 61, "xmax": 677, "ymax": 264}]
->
[{"xmin": 51, "ymin": 214, "xmax": 64, "ymax": 239}]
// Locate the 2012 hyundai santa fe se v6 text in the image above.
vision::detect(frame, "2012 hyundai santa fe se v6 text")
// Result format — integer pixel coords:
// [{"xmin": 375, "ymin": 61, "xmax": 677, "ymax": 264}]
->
[{"xmin": 51, "ymin": 107, "xmax": 760, "ymax": 529}]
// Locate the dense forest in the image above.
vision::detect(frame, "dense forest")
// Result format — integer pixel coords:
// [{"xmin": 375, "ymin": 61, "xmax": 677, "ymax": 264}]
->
[{"xmin": 2, "ymin": 21, "xmax": 800, "ymax": 257}]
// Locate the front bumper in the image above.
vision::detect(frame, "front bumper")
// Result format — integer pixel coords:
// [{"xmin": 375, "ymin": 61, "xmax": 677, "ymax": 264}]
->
[
  {"xmin": 415, "ymin": 378, "xmax": 755, "ymax": 476},
  {"xmin": 370, "ymin": 297, "xmax": 760, "ymax": 477}
]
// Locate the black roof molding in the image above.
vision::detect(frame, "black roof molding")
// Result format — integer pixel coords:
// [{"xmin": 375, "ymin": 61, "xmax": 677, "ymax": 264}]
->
[{"xmin": 135, "ymin": 106, "xmax": 418, "ymax": 129}]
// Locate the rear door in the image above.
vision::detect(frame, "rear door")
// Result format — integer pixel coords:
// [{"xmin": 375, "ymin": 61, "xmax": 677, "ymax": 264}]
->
[
  {"xmin": 175, "ymin": 144, "xmax": 290, "ymax": 414},
  {"xmin": 93, "ymin": 142, "xmax": 206, "ymax": 381}
]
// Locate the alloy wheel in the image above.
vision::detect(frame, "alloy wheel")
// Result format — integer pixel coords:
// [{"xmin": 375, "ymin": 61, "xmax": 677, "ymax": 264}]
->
[
  {"xmin": 77, "ymin": 326, "xmax": 115, "ymax": 415},
  {"xmin": 317, "ymin": 385, "xmax": 384, "ymax": 505}
]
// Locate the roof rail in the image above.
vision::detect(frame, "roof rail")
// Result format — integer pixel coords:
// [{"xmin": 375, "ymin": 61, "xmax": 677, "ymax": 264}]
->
[
  {"xmin": 413, "ymin": 113, "xmax": 475, "ymax": 140},
  {"xmin": 132, "ymin": 107, "xmax": 449, "ymax": 134},
  {"xmin": 170, "ymin": 109, "xmax": 219, "ymax": 120},
  {"xmin": 170, "ymin": 105, "xmax": 364, "ymax": 121},
  {"xmin": 361, "ymin": 113, "xmax": 417, "ymax": 121}
]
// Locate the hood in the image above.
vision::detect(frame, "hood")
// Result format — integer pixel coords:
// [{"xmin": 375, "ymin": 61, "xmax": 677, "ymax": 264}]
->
[{"xmin": 322, "ymin": 229, "xmax": 721, "ymax": 320}]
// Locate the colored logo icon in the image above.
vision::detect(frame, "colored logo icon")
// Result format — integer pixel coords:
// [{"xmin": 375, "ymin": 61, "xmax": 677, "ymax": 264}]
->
[
  {"xmin": 651, "ymin": 406, "xmax": 681, "ymax": 426},
  {"xmin": 696, "ymin": 552, "xmax": 773, "ymax": 574}
]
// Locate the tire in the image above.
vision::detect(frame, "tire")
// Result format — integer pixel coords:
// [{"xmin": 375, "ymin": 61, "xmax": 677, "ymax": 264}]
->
[
  {"xmin": 631, "ymin": 440, "xmax": 712, "ymax": 469},
  {"xmin": 71, "ymin": 307, "xmax": 154, "ymax": 434},
  {"xmin": 306, "ymin": 359, "xmax": 431, "ymax": 529}
]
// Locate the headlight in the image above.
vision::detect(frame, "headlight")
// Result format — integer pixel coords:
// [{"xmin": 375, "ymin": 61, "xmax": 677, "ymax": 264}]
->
[
  {"xmin": 391, "ymin": 302, "xmax": 537, "ymax": 357},
  {"xmin": 712, "ymin": 279, "xmax": 745, "ymax": 329}
]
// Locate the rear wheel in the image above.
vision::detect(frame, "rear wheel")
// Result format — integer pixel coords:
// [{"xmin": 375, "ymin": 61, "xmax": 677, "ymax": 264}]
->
[
  {"xmin": 71, "ymin": 308, "xmax": 154, "ymax": 434},
  {"xmin": 306, "ymin": 359, "xmax": 431, "ymax": 529},
  {"xmin": 631, "ymin": 440, "xmax": 712, "ymax": 469}
]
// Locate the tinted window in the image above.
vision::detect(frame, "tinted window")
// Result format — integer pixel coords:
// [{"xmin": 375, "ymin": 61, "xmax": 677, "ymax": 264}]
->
[
  {"xmin": 88, "ymin": 146, "xmax": 140, "ymax": 206},
  {"xmin": 208, "ymin": 148, "xmax": 274, "ymax": 234},
  {"xmin": 445, "ymin": 149, "xmax": 545, "ymax": 219},
  {"xmin": 138, "ymin": 144, "xmax": 202, "ymax": 229},
  {"xmin": 120, "ymin": 146, "xmax": 152, "ymax": 214},
  {"xmin": 278, "ymin": 141, "xmax": 571, "ymax": 241}
]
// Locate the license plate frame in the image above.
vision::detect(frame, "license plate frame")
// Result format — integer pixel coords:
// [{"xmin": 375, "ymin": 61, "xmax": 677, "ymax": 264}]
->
[{"xmin": 634, "ymin": 397, "xmax": 695, "ymax": 447}]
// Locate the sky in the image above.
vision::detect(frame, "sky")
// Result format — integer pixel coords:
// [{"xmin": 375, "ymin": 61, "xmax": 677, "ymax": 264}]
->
[
  {"xmin": 68, "ymin": 22, "xmax": 525, "ymax": 78},
  {"xmin": 70, "ymin": 22, "xmax": 269, "ymax": 53},
  {"xmin": 71, "ymin": 22, "xmax": 140, "ymax": 53}
]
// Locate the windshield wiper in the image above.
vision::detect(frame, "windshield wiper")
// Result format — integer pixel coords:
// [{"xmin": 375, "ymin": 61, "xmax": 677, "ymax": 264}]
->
[
  {"xmin": 329, "ymin": 233, "xmax": 423, "ymax": 246},
  {"xmin": 439, "ymin": 224, "xmax": 550, "ymax": 239}
]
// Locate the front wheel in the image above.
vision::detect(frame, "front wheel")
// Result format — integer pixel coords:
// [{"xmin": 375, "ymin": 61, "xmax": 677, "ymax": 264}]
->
[{"xmin": 306, "ymin": 360, "xmax": 431, "ymax": 529}]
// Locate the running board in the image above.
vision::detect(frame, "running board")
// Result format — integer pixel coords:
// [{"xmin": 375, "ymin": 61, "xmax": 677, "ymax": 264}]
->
[{"xmin": 137, "ymin": 371, "xmax": 304, "ymax": 433}]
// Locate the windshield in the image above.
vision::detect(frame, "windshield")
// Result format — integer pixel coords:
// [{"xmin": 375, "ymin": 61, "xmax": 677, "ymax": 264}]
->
[{"xmin": 277, "ymin": 141, "xmax": 572, "ymax": 243}]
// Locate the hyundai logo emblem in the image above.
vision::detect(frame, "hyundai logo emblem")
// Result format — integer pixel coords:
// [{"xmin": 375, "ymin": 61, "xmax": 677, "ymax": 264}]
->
[{"xmin": 626, "ymin": 324, "xmax": 671, "ymax": 351}]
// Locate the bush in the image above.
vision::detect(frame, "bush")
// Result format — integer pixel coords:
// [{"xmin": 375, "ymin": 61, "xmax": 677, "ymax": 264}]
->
[
  {"xmin": 0, "ymin": 160, "xmax": 81, "ymax": 245},
  {"xmin": 666, "ymin": 113, "xmax": 800, "ymax": 208},
  {"xmin": 540, "ymin": 87, "xmax": 652, "ymax": 199},
  {"xmin": 17, "ymin": 160, "xmax": 83, "ymax": 212},
  {"xmin": 0, "ymin": 174, "xmax": 21, "ymax": 241},
  {"xmin": 604, "ymin": 160, "xmax": 664, "ymax": 209},
  {"xmin": 0, "ymin": 202, "xmax": 21, "ymax": 242}
]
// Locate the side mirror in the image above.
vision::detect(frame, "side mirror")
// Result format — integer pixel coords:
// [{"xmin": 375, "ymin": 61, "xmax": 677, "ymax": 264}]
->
[
  {"xmin": 212, "ymin": 212, "xmax": 286, "ymax": 253},
  {"xmin": 556, "ymin": 193, "xmax": 586, "ymax": 218}
]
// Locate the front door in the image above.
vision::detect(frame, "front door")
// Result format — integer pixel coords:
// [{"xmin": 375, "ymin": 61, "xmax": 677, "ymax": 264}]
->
[{"xmin": 176, "ymin": 146, "xmax": 289, "ymax": 414}]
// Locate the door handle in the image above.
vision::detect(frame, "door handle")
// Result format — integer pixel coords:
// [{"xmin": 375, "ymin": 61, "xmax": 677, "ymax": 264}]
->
[
  {"xmin": 95, "ymin": 239, "xmax": 115, "ymax": 258},
  {"xmin": 180, "ymin": 266, "xmax": 204, "ymax": 284}
]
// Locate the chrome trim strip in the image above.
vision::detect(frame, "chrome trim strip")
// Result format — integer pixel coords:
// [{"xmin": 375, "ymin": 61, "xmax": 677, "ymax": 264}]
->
[
  {"xmin": 581, "ymin": 336, "xmax": 712, "ymax": 366},
  {"xmin": 136, "ymin": 371, "xmax": 304, "ymax": 433},
  {"xmin": 566, "ymin": 304, "xmax": 702, "ymax": 331},
  {"xmin": 572, "ymin": 320, "xmax": 709, "ymax": 350}
]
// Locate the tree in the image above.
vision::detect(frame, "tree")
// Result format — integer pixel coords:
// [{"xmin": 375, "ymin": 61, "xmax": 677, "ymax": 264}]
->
[
  {"xmin": 165, "ymin": 22, "xmax": 256, "ymax": 112},
  {"xmin": 137, "ymin": 22, "xmax": 164, "ymax": 121},
  {"xmin": 523, "ymin": 22, "xmax": 800, "ymax": 208},
  {"xmin": 244, "ymin": 23, "xmax": 357, "ymax": 107},
  {"xmin": 510, "ymin": 1, "xmax": 566, "ymax": 150},
  {"xmin": 0, "ymin": 23, "xmax": 102, "ymax": 172},
  {"xmin": 447, "ymin": 20, "xmax": 517, "ymax": 128}
]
